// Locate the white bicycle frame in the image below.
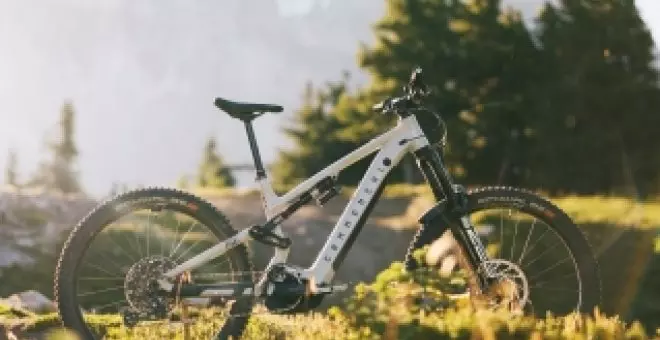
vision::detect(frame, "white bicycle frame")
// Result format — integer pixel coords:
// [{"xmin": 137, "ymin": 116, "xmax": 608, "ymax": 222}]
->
[{"xmin": 159, "ymin": 114, "xmax": 431, "ymax": 295}]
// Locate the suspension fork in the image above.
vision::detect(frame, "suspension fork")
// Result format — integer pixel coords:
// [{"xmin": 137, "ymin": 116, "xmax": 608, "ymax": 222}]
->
[{"xmin": 413, "ymin": 146, "xmax": 492, "ymax": 287}]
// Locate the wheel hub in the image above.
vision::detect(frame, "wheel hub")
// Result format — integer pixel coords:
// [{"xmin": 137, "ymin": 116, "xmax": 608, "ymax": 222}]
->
[
  {"xmin": 124, "ymin": 256, "xmax": 177, "ymax": 315},
  {"xmin": 479, "ymin": 259, "xmax": 529, "ymax": 312}
]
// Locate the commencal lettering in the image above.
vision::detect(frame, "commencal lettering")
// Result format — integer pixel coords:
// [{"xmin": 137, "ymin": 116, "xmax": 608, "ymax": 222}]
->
[{"xmin": 320, "ymin": 166, "xmax": 388, "ymax": 263}]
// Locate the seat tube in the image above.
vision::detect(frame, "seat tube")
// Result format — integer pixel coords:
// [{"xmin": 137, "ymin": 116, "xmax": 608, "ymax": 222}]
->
[{"xmin": 243, "ymin": 120, "xmax": 266, "ymax": 180}]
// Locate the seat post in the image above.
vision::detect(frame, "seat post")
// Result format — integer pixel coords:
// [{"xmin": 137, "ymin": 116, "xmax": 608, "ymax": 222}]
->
[{"xmin": 242, "ymin": 119, "xmax": 267, "ymax": 180}]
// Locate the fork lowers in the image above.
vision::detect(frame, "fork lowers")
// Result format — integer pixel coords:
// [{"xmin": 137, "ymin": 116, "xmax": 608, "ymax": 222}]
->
[
  {"xmin": 411, "ymin": 145, "xmax": 491, "ymax": 289},
  {"xmin": 404, "ymin": 186, "xmax": 601, "ymax": 315}
]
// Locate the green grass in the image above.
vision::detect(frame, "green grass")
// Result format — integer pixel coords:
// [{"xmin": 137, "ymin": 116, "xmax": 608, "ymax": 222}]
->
[
  {"xmin": 0, "ymin": 303, "xmax": 34, "ymax": 319},
  {"xmin": 5, "ymin": 245, "xmax": 659, "ymax": 339},
  {"xmin": 2, "ymin": 188, "xmax": 660, "ymax": 339},
  {"xmin": 3, "ymin": 304, "xmax": 657, "ymax": 340}
]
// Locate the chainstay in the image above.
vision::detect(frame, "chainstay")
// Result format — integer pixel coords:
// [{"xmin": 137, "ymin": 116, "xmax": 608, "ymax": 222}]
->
[
  {"xmin": 176, "ymin": 271, "xmax": 355, "ymax": 319},
  {"xmin": 191, "ymin": 270, "xmax": 266, "ymax": 281}
]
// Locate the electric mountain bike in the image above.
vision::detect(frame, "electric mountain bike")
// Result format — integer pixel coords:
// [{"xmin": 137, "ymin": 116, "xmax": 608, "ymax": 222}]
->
[{"xmin": 54, "ymin": 68, "xmax": 601, "ymax": 339}]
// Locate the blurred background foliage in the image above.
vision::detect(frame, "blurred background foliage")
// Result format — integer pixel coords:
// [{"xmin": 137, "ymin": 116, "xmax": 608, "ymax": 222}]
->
[
  {"xmin": 272, "ymin": 0, "xmax": 660, "ymax": 199},
  {"xmin": 1, "ymin": 0, "xmax": 660, "ymax": 337}
]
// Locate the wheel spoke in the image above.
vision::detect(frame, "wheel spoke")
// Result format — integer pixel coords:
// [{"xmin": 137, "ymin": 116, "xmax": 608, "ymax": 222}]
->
[
  {"xmin": 517, "ymin": 218, "xmax": 537, "ymax": 264},
  {"xmin": 90, "ymin": 299, "xmax": 127, "ymax": 312},
  {"xmin": 533, "ymin": 270, "xmax": 577, "ymax": 286},
  {"xmin": 521, "ymin": 238, "xmax": 562, "ymax": 269},
  {"xmin": 530, "ymin": 285, "xmax": 578, "ymax": 293},
  {"xmin": 83, "ymin": 260, "xmax": 124, "ymax": 278},
  {"xmin": 100, "ymin": 226, "xmax": 138, "ymax": 263},
  {"xmin": 170, "ymin": 218, "xmax": 182, "ymax": 256},
  {"xmin": 499, "ymin": 210, "xmax": 505, "ymax": 259},
  {"xmin": 78, "ymin": 285, "xmax": 124, "ymax": 297},
  {"xmin": 527, "ymin": 256, "xmax": 572, "ymax": 282},
  {"xmin": 510, "ymin": 211, "xmax": 521, "ymax": 261},
  {"xmin": 79, "ymin": 277, "xmax": 125, "ymax": 281},
  {"xmin": 170, "ymin": 222, "xmax": 199, "ymax": 258},
  {"xmin": 173, "ymin": 235, "xmax": 210, "ymax": 263}
]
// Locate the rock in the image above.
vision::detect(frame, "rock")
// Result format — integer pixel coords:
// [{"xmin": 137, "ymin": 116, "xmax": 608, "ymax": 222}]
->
[
  {"xmin": 426, "ymin": 232, "xmax": 459, "ymax": 266},
  {"xmin": 0, "ymin": 324, "xmax": 19, "ymax": 340},
  {"xmin": 0, "ymin": 190, "xmax": 97, "ymax": 267},
  {"xmin": 2, "ymin": 290, "xmax": 56, "ymax": 314},
  {"xmin": 424, "ymin": 225, "xmax": 494, "ymax": 277}
]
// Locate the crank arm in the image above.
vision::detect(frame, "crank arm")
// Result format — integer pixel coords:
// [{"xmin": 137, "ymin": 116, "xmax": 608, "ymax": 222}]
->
[
  {"xmin": 176, "ymin": 282, "xmax": 262, "ymax": 299},
  {"xmin": 170, "ymin": 282, "xmax": 305, "ymax": 299}
]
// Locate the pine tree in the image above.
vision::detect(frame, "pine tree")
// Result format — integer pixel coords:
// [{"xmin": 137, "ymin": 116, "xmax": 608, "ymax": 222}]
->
[
  {"xmin": 4, "ymin": 149, "xmax": 19, "ymax": 188},
  {"xmin": 197, "ymin": 137, "xmax": 235, "ymax": 188},
  {"xmin": 345, "ymin": 0, "xmax": 539, "ymax": 186},
  {"xmin": 28, "ymin": 101, "xmax": 83, "ymax": 194},
  {"xmin": 273, "ymin": 0, "xmax": 660, "ymax": 195},
  {"xmin": 272, "ymin": 77, "xmax": 368, "ymax": 190},
  {"xmin": 176, "ymin": 175, "xmax": 190, "ymax": 189},
  {"xmin": 533, "ymin": 0, "xmax": 660, "ymax": 195},
  {"xmin": 274, "ymin": 0, "xmax": 540, "ymax": 189}
]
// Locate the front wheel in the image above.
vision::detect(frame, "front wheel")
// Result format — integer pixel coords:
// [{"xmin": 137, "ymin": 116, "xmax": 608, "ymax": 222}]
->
[{"xmin": 404, "ymin": 186, "xmax": 601, "ymax": 316}]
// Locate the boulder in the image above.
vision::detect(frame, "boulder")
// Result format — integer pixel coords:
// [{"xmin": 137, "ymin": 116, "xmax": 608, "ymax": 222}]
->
[{"xmin": 2, "ymin": 290, "xmax": 56, "ymax": 314}]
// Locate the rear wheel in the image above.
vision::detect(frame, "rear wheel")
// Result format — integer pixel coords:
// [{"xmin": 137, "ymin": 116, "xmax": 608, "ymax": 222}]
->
[
  {"xmin": 405, "ymin": 186, "xmax": 601, "ymax": 315},
  {"xmin": 55, "ymin": 188, "xmax": 254, "ymax": 339}
]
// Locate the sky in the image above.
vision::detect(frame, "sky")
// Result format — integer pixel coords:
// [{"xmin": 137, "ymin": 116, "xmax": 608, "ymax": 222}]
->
[{"xmin": 0, "ymin": 0, "xmax": 658, "ymax": 197}]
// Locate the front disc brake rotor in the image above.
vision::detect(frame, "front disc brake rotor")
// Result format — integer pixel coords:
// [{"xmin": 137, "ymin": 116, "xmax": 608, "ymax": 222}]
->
[{"xmin": 479, "ymin": 259, "xmax": 529, "ymax": 312}]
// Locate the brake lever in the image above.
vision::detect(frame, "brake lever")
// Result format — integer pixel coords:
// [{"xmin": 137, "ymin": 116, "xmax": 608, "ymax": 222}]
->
[
  {"xmin": 407, "ymin": 66, "xmax": 430, "ymax": 99},
  {"xmin": 372, "ymin": 98, "xmax": 393, "ymax": 114}
]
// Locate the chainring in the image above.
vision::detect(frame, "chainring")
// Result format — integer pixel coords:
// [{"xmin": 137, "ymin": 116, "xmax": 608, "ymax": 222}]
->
[
  {"xmin": 263, "ymin": 269, "xmax": 305, "ymax": 313},
  {"xmin": 202, "ymin": 266, "xmax": 332, "ymax": 316}
]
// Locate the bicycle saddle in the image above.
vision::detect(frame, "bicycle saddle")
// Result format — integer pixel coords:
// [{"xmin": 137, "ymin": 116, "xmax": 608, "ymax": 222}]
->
[{"xmin": 214, "ymin": 97, "xmax": 283, "ymax": 119}]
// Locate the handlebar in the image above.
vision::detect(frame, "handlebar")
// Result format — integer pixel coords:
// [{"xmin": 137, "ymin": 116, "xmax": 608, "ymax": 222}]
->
[
  {"xmin": 372, "ymin": 95, "xmax": 414, "ymax": 114},
  {"xmin": 372, "ymin": 67, "xmax": 431, "ymax": 115},
  {"xmin": 406, "ymin": 67, "xmax": 430, "ymax": 97}
]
